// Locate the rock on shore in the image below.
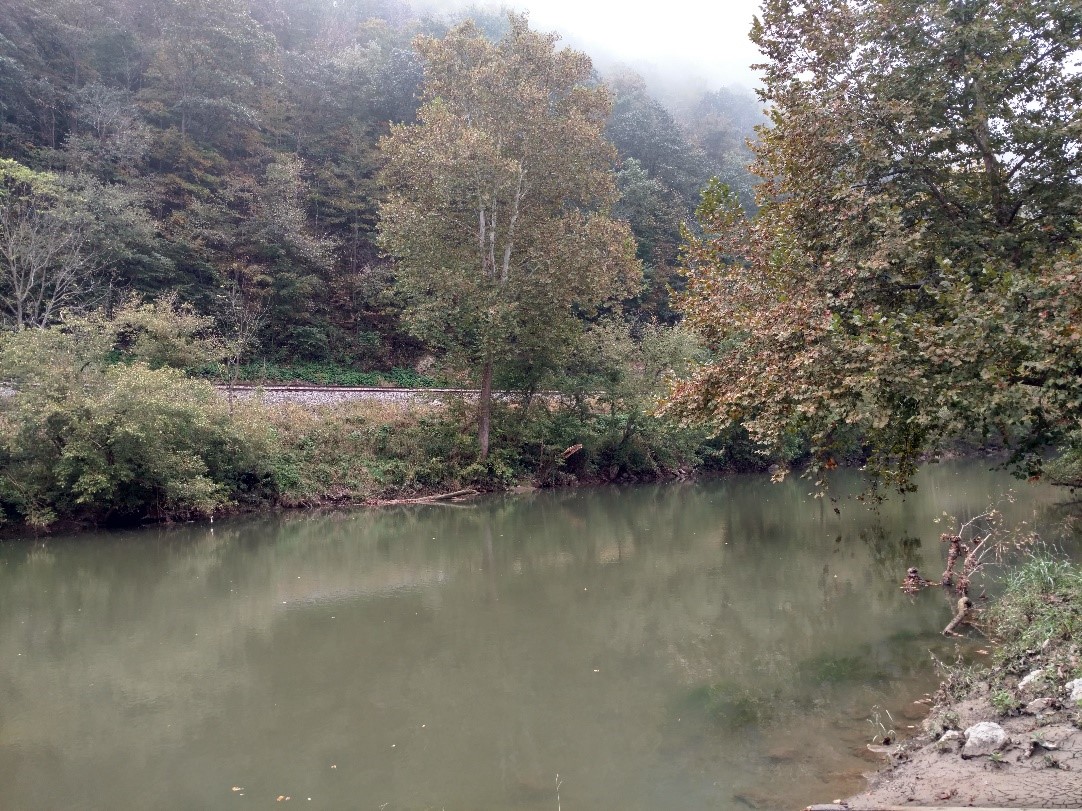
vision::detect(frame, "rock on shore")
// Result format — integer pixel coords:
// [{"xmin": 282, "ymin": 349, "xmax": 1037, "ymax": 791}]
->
[{"xmin": 838, "ymin": 686, "xmax": 1082, "ymax": 808}]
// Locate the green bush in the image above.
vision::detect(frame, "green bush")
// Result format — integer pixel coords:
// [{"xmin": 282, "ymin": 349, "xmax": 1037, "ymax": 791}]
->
[
  {"xmin": 0, "ymin": 323, "xmax": 274, "ymax": 527},
  {"xmin": 1046, "ymin": 431, "xmax": 1082, "ymax": 488}
]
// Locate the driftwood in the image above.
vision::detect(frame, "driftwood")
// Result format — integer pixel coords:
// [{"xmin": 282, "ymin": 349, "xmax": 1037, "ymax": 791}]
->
[
  {"xmin": 941, "ymin": 533, "xmax": 966, "ymax": 587},
  {"xmin": 901, "ymin": 567, "xmax": 931, "ymax": 594},
  {"xmin": 942, "ymin": 595, "xmax": 974, "ymax": 636},
  {"xmin": 377, "ymin": 488, "xmax": 479, "ymax": 506}
]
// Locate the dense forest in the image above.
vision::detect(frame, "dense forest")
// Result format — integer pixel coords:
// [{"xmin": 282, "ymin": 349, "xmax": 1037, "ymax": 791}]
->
[{"xmin": 0, "ymin": 0, "xmax": 757, "ymax": 366}]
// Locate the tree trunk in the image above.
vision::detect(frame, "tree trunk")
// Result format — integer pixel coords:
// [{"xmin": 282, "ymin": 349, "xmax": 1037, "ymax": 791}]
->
[{"xmin": 478, "ymin": 359, "xmax": 493, "ymax": 461}]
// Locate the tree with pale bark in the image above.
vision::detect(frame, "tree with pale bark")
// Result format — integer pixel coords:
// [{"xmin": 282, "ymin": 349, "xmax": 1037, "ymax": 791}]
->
[
  {"xmin": 0, "ymin": 159, "xmax": 98, "ymax": 329},
  {"xmin": 378, "ymin": 14, "xmax": 641, "ymax": 460}
]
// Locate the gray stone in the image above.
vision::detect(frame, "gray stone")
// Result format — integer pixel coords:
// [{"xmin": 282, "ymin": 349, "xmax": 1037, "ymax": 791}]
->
[
  {"xmin": 936, "ymin": 730, "xmax": 964, "ymax": 752},
  {"xmin": 1018, "ymin": 668, "xmax": 1046, "ymax": 692},
  {"xmin": 1066, "ymin": 678, "xmax": 1082, "ymax": 704},
  {"xmin": 1024, "ymin": 697, "xmax": 1054, "ymax": 715},
  {"xmin": 961, "ymin": 721, "xmax": 1010, "ymax": 759}
]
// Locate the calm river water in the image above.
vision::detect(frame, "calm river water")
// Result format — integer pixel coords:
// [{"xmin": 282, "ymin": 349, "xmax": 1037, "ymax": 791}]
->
[{"xmin": 0, "ymin": 464, "xmax": 1073, "ymax": 810}]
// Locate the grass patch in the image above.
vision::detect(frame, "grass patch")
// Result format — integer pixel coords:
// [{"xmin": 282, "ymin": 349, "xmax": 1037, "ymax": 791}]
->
[
  {"xmin": 255, "ymin": 395, "xmax": 723, "ymax": 505},
  {"xmin": 985, "ymin": 556, "xmax": 1082, "ymax": 680},
  {"xmin": 930, "ymin": 555, "xmax": 1082, "ymax": 714},
  {"xmin": 253, "ymin": 399, "xmax": 479, "ymax": 503}
]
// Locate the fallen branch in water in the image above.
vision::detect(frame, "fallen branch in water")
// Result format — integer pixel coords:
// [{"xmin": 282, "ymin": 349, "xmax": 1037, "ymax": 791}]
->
[
  {"xmin": 901, "ymin": 496, "xmax": 1039, "ymax": 637},
  {"xmin": 942, "ymin": 595, "xmax": 974, "ymax": 636},
  {"xmin": 377, "ymin": 488, "xmax": 480, "ymax": 506}
]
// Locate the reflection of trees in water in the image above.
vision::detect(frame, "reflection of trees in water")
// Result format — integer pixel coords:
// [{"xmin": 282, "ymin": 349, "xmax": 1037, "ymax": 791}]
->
[
  {"xmin": 0, "ymin": 529, "xmax": 258, "ymax": 799},
  {"xmin": 859, "ymin": 523, "xmax": 924, "ymax": 582},
  {"xmin": 0, "ymin": 463, "xmax": 1069, "ymax": 809}
]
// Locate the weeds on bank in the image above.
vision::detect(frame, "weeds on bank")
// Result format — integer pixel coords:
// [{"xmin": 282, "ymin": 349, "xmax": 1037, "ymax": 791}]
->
[
  {"xmin": 990, "ymin": 688, "xmax": 1022, "ymax": 716},
  {"xmin": 256, "ymin": 399, "xmax": 481, "ymax": 502},
  {"xmin": 208, "ymin": 361, "xmax": 439, "ymax": 389},
  {"xmin": 930, "ymin": 650, "xmax": 982, "ymax": 706},
  {"xmin": 983, "ymin": 556, "xmax": 1082, "ymax": 682},
  {"xmin": 926, "ymin": 553, "xmax": 1082, "ymax": 715},
  {"xmin": 255, "ymin": 395, "xmax": 733, "ymax": 506}
]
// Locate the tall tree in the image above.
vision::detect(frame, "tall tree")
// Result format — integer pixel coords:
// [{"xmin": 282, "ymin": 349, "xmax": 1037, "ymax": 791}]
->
[
  {"xmin": 0, "ymin": 157, "xmax": 164, "ymax": 329},
  {"xmin": 604, "ymin": 70, "xmax": 712, "ymax": 205},
  {"xmin": 665, "ymin": 0, "xmax": 1082, "ymax": 492},
  {"xmin": 378, "ymin": 14, "xmax": 640, "ymax": 459},
  {"xmin": 681, "ymin": 86, "xmax": 761, "ymax": 213}
]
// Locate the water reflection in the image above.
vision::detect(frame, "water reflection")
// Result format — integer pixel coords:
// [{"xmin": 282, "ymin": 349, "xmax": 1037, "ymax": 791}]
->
[{"xmin": 0, "ymin": 463, "xmax": 1071, "ymax": 810}]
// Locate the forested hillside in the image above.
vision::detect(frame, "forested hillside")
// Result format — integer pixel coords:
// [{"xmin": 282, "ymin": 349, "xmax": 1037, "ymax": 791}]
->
[{"xmin": 0, "ymin": 0, "xmax": 758, "ymax": 369}]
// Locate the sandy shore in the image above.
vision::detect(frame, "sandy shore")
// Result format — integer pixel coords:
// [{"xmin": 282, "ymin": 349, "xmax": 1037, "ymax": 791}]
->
[{"xmin": 808, "ymin": 654, "xmax": 1082, "ymax": 809}]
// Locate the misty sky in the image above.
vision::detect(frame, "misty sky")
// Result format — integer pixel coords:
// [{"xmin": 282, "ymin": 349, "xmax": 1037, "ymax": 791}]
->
[{"xmin": 416, "ymin": 0, "xmax": 766, "ymax": 88}]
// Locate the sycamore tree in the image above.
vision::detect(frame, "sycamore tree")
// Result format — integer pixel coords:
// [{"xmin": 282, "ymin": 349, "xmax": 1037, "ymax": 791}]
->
[
  {"xmin": 664, "ymin": 0, "xmax": 1082, "ymax": 492},
  {"xmin": 0, "ymin": 158, "xmax": 161, "ymax": 330},
  {"xmin": 378, "ymin": 14, "xmax": 641, "ymax": 460}
]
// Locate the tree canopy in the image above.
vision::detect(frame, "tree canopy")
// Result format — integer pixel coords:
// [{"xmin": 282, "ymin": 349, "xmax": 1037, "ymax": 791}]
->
[
  {"xmin": 665, "ymin": 0, "xmax": 1082, "ymax": 491},
  {"xmin": 378, "ymin": 15, "xmax": 641, "ymax": 459}
]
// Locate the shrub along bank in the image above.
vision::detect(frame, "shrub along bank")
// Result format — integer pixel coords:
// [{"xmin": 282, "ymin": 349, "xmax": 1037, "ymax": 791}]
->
[
  {"xmin": 0, "ymin": 387, "xmax": 762, "ymax": 531},
  {"xmin": 0, "ymin": 304, "xmax": 773, "ymax": 531}
]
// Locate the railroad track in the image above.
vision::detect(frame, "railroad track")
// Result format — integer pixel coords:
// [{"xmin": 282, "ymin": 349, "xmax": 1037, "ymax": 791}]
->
[
  {"xmin": 217, "ymin": 384, "xmax": 489, "ymax": 395},
  {"xmin": 1, "ymin": 383, "xmax": 562, "ymax": 405},
  {"xmin": 216, "ymin": 384, "xmax": 565, "ymax": 406}
]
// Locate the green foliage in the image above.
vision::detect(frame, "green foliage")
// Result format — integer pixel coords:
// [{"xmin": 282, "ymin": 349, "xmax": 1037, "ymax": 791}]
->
[
  {"xmin": 261, "ymin": 388, "xmax": 736, "ymax": 508},
  {"xmin": 261, "ymin": 400, "xmax": 482, "ymax": 501},
  {"xmin": 667, "ymin": 1, "xmax": 1082, "ymax": 491},
  {"xmin": 104, "ymin": 293, "xmax": 224, "ymax": 371},
  {"xmin": 220, "ymin": 361, "xmax": 437, "ymax": 388},
  {"xmin": 1046, "ymin": 433, "xmax": 1082, "ymax": 488},
  {"xmin": 0, "ymin": 294, "xmax": 762, "ymax": 530},
  {"xmin": 990, "ymin": 689, "xmax": 1020, "ymax": 717},
  {"xmin": 985, "ymin": 556, "xmax": 1082, "ymax": 679},
  {"xmin": 378, "ymin": 14, "xmax": 642, "ymax": 457},
  {"xmin": 680, "ymin": 86, "xmax": 760, "ymax": 214},
  {"xmin": 142, "ymin": 0, "xmax": 279, "ymax": 144},
  {"xmin": 0, "ymin": 312, "xmax": 273, "ymax": 527},
  {"xmin": 0, "ymin": 0, "xmax": 436, "ymax": 364},
  {"xmin": 0, "ymin": 0, "xmax": 767, "ymax": 371},
  {"xmin": 605, "ymin": 69, "xmax": 714, "ymax": 206}
]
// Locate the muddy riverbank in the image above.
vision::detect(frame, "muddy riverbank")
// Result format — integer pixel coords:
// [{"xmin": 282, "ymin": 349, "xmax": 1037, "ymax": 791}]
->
[{"xmin": 812, "ymin": 556, "xmax": 1082, "ymax": 810}]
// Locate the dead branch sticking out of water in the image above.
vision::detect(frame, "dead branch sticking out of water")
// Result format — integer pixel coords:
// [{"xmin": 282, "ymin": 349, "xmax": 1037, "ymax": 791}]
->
[
  {"xmin": 903, "ymin": 501, "xmax": 1040, "ymax": 636},
  {"xmin": 941, "ymin": 533, "xmax": 966, "ymax": 587}
]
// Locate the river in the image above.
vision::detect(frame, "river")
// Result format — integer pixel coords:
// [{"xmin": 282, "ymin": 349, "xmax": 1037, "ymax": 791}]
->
[{"xmin": 0, "ymin": 463, "xmax": 1072, "ymax": 810}]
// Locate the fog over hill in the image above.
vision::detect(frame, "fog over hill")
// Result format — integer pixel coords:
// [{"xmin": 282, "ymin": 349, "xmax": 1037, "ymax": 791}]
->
[{"xmin": 411, "ymin": 0, "xmax": 765, "ymax": 91}]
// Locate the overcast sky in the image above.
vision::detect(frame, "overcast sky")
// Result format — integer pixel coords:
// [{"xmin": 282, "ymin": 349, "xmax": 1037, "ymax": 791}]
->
[{"xmin": 415, "ymin": 0, "xmax": 766, "ymax": 89}]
